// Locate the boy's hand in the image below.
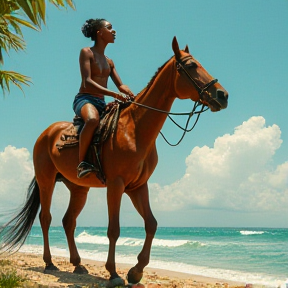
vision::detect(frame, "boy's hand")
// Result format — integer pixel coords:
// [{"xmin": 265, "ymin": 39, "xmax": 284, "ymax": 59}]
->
[{"xmin": 119, "ymin": 85, "xmax": 135, "ymax": 101}]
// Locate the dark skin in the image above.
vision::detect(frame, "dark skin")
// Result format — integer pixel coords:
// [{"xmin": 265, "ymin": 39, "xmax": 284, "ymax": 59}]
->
[{"xmin": 78, "ymin": 21, "xmax": 134, "ymax": 163}]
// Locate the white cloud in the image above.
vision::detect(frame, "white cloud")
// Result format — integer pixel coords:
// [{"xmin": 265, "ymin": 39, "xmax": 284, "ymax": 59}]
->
[
  {"xmin": 0, "ymin": 145, "xmax": 34, "ymax": 210},
  {"xmin": 150, "ymin": 116, "xmax": 288, "ymax": 213}
]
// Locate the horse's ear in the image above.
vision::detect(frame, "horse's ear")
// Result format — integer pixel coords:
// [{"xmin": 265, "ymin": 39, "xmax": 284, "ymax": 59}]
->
[
  {"xmin": 172, "ymin": 36, "xmax": 181, "ymax": 59},
  {"xmin": 184, "ymin": 45, "xmax": 190, "ymax": 53}
]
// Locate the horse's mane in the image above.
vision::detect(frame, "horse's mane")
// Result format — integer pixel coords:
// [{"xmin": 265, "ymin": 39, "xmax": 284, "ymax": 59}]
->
[{"xmin": 136, "ymin": 55, "xmax": 174, "ymax": 97}]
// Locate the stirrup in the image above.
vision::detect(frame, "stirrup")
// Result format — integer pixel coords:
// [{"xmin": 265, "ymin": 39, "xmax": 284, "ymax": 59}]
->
[{"xmin": 77, "ymin": 161, "xmax": 95, "ymax": 178}]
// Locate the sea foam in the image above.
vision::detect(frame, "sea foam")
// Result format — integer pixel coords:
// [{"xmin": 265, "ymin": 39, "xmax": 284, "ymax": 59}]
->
[
  {"xmin": 240, "ymin": 230, "xmax": 265, "ymax": 236},
  {"xmin": 75, "ymin": 231, "xmax": 204, "ymax": 247}
]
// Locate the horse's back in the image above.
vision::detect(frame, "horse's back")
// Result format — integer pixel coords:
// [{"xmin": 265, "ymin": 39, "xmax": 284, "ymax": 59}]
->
[{"xmin": 34, "ymin": 121, "xmax": 72, "ymax": 157}]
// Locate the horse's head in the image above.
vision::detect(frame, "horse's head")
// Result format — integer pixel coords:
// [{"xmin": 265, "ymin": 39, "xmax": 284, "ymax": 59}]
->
[{"xmin": 172, "ymin": 37, "xmax": 228, "ymax": 112}]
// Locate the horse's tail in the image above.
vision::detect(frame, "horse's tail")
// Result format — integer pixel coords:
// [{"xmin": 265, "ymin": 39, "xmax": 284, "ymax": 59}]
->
[{"xmin": 0, "ymin": 177, "xmax": 40, "ymax": 253}]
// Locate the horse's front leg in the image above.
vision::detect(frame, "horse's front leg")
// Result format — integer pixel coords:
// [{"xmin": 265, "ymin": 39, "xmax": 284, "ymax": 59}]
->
[
  {"xmin": 126, "ymin": 183, "xmax": 157, "ymax": 284},
  {"xmin": 105, "ymin": 178, "xmax": 125, "ymax": 287}
]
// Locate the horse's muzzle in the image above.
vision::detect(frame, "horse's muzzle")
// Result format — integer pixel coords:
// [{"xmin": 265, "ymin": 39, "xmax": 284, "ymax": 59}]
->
[
  {"xmin": 216, "ymin": 89, "xmax": 228, "ymax": 108},
  {"xmin": 205, "ymin": 89, "xmax": 228, "ymax": 112}
]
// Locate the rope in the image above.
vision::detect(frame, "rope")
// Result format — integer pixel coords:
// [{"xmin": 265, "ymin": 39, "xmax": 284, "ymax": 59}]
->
[
  {"xmin": 160, "ymin": 104, "xmax": 205, "ymax": 146},
  {"xmin": 128, "ymin": 99, "xmax": 207, "ymax": 146}
]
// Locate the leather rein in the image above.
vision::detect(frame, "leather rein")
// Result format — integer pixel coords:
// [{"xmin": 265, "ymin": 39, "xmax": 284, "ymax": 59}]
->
[{"xmin": 128, "ymin": 56, "xmax": 218, "ymax": 146}]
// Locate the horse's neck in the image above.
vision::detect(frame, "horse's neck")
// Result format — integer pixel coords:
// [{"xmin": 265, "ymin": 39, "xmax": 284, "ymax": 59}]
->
[{"xmin": 130, "ymin": 61, "xmax": 176, "ymax": 146}]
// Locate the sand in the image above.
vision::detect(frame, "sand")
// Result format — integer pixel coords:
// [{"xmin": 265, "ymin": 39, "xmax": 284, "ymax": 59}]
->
[{"xmin": 0, "ymin": 252, "xmax": 246, "ymax": 288}]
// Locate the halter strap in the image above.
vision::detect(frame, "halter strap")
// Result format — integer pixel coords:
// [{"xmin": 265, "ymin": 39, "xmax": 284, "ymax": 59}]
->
[{"xmin": 176, "ymin": 60, "xmax": 218, "ymax": 98}]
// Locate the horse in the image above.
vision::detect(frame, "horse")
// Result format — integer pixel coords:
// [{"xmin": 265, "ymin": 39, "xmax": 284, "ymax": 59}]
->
[{"xmin": 0, "ymin": 37, "xmax": 228, "ymax": 287}]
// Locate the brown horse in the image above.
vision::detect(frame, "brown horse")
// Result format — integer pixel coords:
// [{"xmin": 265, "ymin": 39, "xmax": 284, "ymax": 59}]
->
[{"xmin": 0, "ymin": 37, "xmax": 228, "ymax": 287}]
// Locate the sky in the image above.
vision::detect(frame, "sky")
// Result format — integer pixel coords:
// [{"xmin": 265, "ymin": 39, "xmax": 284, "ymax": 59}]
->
[{"xmin": 0, "ymin": 0, "xmax": 287, "ymax": 228}]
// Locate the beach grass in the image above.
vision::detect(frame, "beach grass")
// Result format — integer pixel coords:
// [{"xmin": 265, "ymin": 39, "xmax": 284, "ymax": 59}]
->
[{"xmin": 0, "ymin": 260, "xmax": 25, "ymax": 288}]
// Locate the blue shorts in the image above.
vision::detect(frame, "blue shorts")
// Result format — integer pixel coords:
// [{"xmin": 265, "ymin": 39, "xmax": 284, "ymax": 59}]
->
[{"xmin": 73, "ymin": 93, "xmax": 106, "ymax": 118}]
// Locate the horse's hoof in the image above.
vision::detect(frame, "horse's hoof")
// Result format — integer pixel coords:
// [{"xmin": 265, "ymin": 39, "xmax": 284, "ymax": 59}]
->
[
  {"xmin": 127, "ymin": 284, "xmax": 145, "ymax": 288},
  {"xmin": 107, "ymin": 276, "xmax": 125, "ymax": 288},
  {"xmin": 44, "ymin": 263, "xmax": 59, "ymax": 273},
  {"xmin": 73, "ymin": 264, "xmax": 88, "ymax": 274},
  {"xmin": 127, "ymin": 266, "xmax": 143, "ymax": 284}
]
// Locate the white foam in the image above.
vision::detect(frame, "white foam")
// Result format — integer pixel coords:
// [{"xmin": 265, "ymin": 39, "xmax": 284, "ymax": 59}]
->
[
  {"xmin": 75, "ymin": 232, "xmax": 109, "ymax": 245},
  {"xmin": 75, "ymin": 231, "xmax": 203, "ymax": 247},
  {"xmin": 147, "ymin": 259, "xmax": 286, "ymax": 288},
  {"xmin": 154, "ymin": 238, "xmax": 206, "ymax": 247},
  {"xmin": 240, "ymin": 230, "xmax": 265, "ymax": 235}
]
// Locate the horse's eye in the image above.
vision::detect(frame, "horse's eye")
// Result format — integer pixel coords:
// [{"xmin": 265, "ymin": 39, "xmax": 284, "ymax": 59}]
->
[{"xmin": 186, "ymin": 60, "xmax": 197, "ymax": 68}]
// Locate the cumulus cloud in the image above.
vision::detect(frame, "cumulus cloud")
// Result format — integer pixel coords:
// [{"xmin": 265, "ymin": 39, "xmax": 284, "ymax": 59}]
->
[
  {"xmin": 150, "ymin": 116, "xmax": 288, "ymax": 212},
  {"xmin": 0, "ymin": 145, "xmax": 34, "ymax": 210}
]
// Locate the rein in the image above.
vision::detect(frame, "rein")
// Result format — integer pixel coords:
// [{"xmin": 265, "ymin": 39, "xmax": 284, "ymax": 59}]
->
[
  {"xmin": 127, "ymin": 100, "xmax": 208, "ymax": 146},
  {"xmin": 162, "ymin": 102, "xmax": 206, "ymax": 146}
]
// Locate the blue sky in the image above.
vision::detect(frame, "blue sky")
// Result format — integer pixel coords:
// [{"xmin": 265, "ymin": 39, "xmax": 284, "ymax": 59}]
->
[{"xmin": 1, "ymin": 0, "xmax": 287, "ymax": 228}]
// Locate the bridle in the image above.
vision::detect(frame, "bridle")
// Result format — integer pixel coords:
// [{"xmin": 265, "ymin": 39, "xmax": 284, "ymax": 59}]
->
[
  {"xmin": 127, "ymin": 55, "xmax": 219, "ymax": 146},
  {"xmin": 176, "ymin": 55, "xmax": 218, "ymax": 102}
]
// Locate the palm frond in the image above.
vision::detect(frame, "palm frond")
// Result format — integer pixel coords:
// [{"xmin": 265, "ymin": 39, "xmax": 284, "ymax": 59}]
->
[
  {"xmin": 14, "ymin": 0, "xmax": 38, "ymax": 26},
  {"xmin": 0, "ymin": 1, "xmax": 19, "ymax": 17},
  {"xmin": 49, "ymin": 0, "xmax": 75, "ymax": 10},
  {"xmin": 0, "ymin": 27, "xmax": 26, "ymax": 54},
  {"xmin": 0, "ymin": 0, "xmax": 75, "ymax": 96},
  {"xmin": 0, "ymin": 48, "xmax": 3, "ymax": 65},
  {"xmin": 65, "ymin": 0, "xmax": 75, "ymax": 9},
  {"xmin": 0, "ymin": 18, "xmax": 26, "ymax": 64},
  {"xmin": 32, "ymin": 0, "xmax": 46, "ymax": 25},
  {"xmin": 0, "ymin": 70, "xmax": 32, "ymax": 95},
  {"xmin": 3, "ymin": 14, "xmax": 39, "ymax": 31}
]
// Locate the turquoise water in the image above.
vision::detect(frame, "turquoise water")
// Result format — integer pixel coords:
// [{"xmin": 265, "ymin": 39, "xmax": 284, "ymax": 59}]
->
[{"xmin": 21, "ymin": 226, "xmax": 287, "ymax": 287}]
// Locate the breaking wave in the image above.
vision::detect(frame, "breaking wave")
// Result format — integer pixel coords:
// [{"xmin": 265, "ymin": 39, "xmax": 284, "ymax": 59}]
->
[{"xmin": 75, "ymin": 231, "xmax": 205, "ymax": 248}]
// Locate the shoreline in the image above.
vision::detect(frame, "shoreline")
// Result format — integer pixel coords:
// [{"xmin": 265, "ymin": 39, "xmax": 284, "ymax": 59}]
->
[{"xmin": 0, "ymin": 252, "xmax": 246, "ymax": 287}]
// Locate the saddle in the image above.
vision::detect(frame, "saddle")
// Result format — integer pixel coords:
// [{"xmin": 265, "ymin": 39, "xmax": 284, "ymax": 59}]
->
[{"xmin": 56, "ymin": 101, "xmax": 129, "ymax": 184}]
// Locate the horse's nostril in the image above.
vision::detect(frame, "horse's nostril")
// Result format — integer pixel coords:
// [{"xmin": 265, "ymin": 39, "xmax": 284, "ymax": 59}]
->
[{"xmin": 217, "ymin": 89, "xmax": 226, "ymax": 99}]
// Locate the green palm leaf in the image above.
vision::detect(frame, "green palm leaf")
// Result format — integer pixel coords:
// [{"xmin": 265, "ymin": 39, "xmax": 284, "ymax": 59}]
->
[
  {"xmin": 0, "ymin": 70, "xmax": 32, "ymax": 95},
  {"xmin": 32, "ymin": 0, "xmax": 46, "ymax": 25},
  {"xmin": 49, "ymin": 0, "xmax": 75, "ymax": 9},
  {"xmin": 14, "ymin": 0, "xmax": 38, "ymax": 26},
  {"xmin": 0, "ymin": 0, "xmax": 75, "ymax": 96},
  {"xmin": 0, "ymin": 27, "xmax": 26, "ymax": 63},
  {"xmin": 3, "ymin": 14, "xmax": 39, "ymax": 31}
]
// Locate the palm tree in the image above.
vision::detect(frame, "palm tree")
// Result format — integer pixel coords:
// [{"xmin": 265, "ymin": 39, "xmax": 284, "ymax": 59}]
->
[{"xmin": 0, "ymin": 0, "xmax": 75, "ymax": 95}]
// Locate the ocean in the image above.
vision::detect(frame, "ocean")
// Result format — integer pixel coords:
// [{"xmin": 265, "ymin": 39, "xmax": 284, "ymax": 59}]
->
[{"xmin": 19, "ymin": 226, "xmax": 287, "ymax": 287}]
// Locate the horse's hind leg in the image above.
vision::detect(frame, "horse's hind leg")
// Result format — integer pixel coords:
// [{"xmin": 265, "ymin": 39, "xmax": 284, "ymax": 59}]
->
[
  {"xmin": 34, "ymin": 134, "xmax": 60, "ymax": 271},
  {"xmin": 37, "ymin": 175, "xmax": 58, "ymax": 271},
  {"xmin": 62, "ymin": 179, "xmax": 89, "ymax": 274}
]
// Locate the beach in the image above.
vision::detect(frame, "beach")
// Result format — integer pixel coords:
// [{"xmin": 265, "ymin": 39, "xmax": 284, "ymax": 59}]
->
[
  {"xmin": 1, "ymin": 252, "xmax": 245, "ymax": 288},
  {"xmin": 1, "ymin": 226, "xmax": 287, "ymax": 287}
]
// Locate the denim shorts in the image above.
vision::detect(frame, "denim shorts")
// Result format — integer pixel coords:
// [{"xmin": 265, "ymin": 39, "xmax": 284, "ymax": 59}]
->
[{"xmin": 73, "ymin": 93, "xmax": 106, "ymax": 117}]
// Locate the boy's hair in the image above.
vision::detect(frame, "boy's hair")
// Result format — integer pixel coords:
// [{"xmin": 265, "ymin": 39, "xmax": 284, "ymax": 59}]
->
[{"xmin": 81, "ymin": 18, "xmax": 107, "ymax": 41}]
